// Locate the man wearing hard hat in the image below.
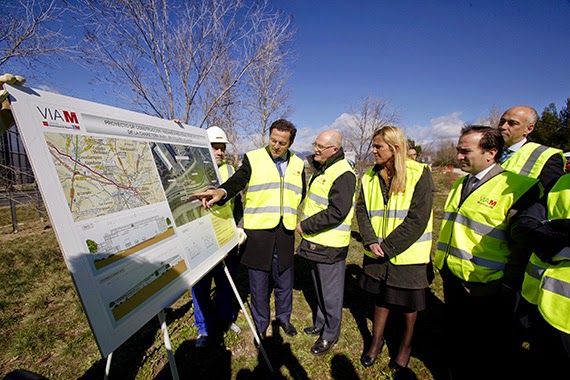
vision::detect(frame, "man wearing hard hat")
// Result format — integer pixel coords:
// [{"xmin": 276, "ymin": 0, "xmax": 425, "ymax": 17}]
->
[{"xmin": 192, "ymin": 126, "xmax": 246, "ymax": 347}]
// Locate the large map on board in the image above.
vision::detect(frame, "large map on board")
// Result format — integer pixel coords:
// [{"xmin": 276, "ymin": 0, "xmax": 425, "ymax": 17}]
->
[
  {"xmin": 7, "ymin": 84, "xmax": 238, "ymax": 357},
  {"xmin": 45, "ymin": 133, "xmax": 166, "ymax": 221}
]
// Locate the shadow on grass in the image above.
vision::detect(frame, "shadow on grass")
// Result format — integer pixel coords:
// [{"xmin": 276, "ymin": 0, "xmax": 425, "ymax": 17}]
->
[
  {"xmin": 154, "ymin": 336, "xmax": 233, "ymax": 379},
  {"xmin": 344, "ymin": 230, "xmax": 451, "ymax": 380},
  {"xmin": 78, "ymin": 301, "xmax": 193, "ymax": 379},
  {"xmin": 412, "ymin": 289, "xmax": 450, "ymax": 380},
  {"xmin": 376, "ymin": 289, "xmax": 450, "ymax": 380},
  {"xmin": 293, "ymin": 254, "xmax": 317, "ymax": 317},
  {"xmin": 236, "ymin": 320, "xmax": 309, "ymax": 379},
  {"xmin": 330, "ymin": 354, "xmax": 359, "ymax": 379}
]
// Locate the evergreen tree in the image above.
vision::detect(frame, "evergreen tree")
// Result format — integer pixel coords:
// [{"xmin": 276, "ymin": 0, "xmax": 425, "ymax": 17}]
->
[
  {"xmin": 558, "ymin": 98, "xmax": 570, "ymax": 152},
  {"xmin": 535, "ymin": 103, "xmax": 562, "ymax": 148}
]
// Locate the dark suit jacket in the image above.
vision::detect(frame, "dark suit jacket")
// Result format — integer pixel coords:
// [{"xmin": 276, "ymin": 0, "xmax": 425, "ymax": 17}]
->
[
  {"xmin": 219, "ymin": 147, "xmax": 307, "ymax": 271},
  {"xmin": 536, "ymin": 153, "xmax": 565, "ymax": 193}
]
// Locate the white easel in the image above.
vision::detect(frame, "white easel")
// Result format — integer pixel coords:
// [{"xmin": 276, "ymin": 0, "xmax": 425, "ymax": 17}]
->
[
  {"xmin": 102, "ymin": 260, "xmax": 274, "ymax": 379},
  {"xmin": 103, "ymin": 309, "xmax": 180, "ymax": 380}
]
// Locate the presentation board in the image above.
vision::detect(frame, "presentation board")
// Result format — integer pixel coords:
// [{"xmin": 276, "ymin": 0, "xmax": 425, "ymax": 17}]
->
[{"xmin": 6, "ymin": 84, "xmax": 238, "ymax": 357}]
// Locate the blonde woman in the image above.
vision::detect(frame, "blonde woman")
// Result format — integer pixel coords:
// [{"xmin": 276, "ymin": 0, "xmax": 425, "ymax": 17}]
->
[{"xmin": 356, "ymin": 126, "xmax": 434, "ymax": 376}]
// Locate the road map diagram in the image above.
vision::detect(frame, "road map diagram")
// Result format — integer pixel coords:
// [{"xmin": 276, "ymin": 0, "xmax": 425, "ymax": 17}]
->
[
  {"xmin": 44, "ymin": 132, "xmax": 166, "ymax": 222},
  {"xmin": 151, "ymin": 142, "xmax": 220, "ymax": 227}
]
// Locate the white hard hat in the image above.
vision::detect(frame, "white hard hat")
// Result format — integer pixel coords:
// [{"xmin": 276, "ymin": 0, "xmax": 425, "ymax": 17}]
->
[{"xmin": 206, "ymin": 126, "xmax": 228, "ymax": 144}]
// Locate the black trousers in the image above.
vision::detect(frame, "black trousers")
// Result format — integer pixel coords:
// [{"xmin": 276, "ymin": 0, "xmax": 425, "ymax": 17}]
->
[{"xmin": 248, "ymin": 245, "xmax": 294, "ymax": 334}]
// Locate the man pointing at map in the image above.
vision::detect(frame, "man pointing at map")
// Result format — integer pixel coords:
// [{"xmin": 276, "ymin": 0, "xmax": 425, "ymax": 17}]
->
[{"xmin": 194, "ymin": 119, "xmax": 306, "ymax": 347}]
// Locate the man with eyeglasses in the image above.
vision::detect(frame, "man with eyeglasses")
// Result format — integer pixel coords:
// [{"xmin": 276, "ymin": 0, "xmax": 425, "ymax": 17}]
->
[
  {"xmin": 296, "ymin": 130, "xmax": 356, "ymax": 356},
  {"xmin": 194, "ymin": 119, "xmax": 306, "ymax": 348}
]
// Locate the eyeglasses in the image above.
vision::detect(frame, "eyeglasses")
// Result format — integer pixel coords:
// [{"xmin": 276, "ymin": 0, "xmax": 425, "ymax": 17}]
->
[
  {"xmin": 312, "ymin": 142, "xmax": 336, "ymax": 152},
  {"xmin": 498, "ymin": 119, "xmax": 520, "ymax": 127}
]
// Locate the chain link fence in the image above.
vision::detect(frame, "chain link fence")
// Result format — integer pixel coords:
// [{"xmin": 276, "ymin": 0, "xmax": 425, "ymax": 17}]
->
[{"xmin": 0, "ymin": 127, "xmax": 46, "ymax": 233}]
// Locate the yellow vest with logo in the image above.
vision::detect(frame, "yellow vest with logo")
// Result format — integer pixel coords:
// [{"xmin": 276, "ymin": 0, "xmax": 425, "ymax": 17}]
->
[
  {"xmin": 435, "ymin": 171, "xmax": 538, "ymax": 283},
  {"xmin": 522, "ymin": 174, "xmax": 570, "ymax": 306},
  {"xmin": 361, "ymin": 160, "xmax": 433, "ymax": 265},
  {"xmin": 243, "ymin": 148, "xmax": 304, "ymax": 230},
  {"xmin": 301, "ymin": 159, "xmax": 356, "ymax": 247},
  {"xmin": 502, "ymin": 142, "xmax": 565, "ymax": 178}
]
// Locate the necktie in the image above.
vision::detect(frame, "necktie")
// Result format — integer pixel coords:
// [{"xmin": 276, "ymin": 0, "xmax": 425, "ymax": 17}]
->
[
  {"xmin": 462, "ymin": 175, "xmax": 479, "ymax": 199},
  {"xmin": 275, "ymin": 158, "xmax": 284, "ymax": 176},
  {"xmin": 500, "ymin": 148, "xmax": 512, "ymax": 164},
  {"xmin": 468, "ymin": 176, "xmax": 479, "ymax": 191}
]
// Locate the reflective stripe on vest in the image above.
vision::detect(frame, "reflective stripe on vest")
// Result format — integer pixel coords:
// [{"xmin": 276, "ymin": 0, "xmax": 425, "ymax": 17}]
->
[
  {"xmin": 302, "ymin": 159, "xmax": 356, "ymax": 247},
  {"xmin": 537, "ymin": 260, "xmax": 570, "ymax": 335},
  {"xmin": 435, "ymin": 171, "xmax": 538, "ymax": 283},
  {"xmin": 522, "ymin": 174, "xmax": 570, "ymax": 310},
  {"xmin": 502, "ymin": 142, "xmax": 564, "ymax": 178},
  {"xmin": 361, "ymin": 160, "xmax": 433, "ymax": 265},
  {"xmin": 243, "ymin": 148, "xmax": 304, "ymax": 230}
]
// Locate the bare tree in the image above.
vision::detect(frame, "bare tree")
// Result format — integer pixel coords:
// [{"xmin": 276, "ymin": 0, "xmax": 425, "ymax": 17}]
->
[
  {"xmin": 201, "ymin": 6, "xmax": 295, "ymax": 162},
  {"xmin": 0, "ymin": 0, "xmax": 71, "ymax": 69},
  {"xmin": 202, "ymin": 51, "xmax": 245, "ymax": 166},
  {"xmin": 343, "ymin": 96, "xmax": 399, "ymax": 176},
  {"xmin": 433, "ymin": 138, "xmax": 458, "ymax": 167},
  {"xmin": 74, "ymin": 0, "xmax": 295, "ymax": 130},
  {"xmin": 474, "ymin": 104, "xmax": 503, "ymax": 128},
  {"xmin": 242, "ymin": 11, "xmax": 295, "ymax": 147},
  {"xmin": 0, "ymin": 0, "xmax": 73, "ymax": 230}
]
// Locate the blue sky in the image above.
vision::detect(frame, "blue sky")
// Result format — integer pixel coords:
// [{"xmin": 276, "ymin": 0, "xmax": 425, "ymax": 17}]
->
[
  {"xmin": 9, "ymin": 0, "xmax": 570, "ymax": 153},
  {"xmin": 271, "ymin": 0, "xmax": 570, "ymax": 150}
]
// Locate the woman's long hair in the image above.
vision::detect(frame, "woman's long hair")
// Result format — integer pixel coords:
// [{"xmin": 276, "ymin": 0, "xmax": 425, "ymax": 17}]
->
[{"xmin": 372, "ymin": 126, "xmax": 408, "ymax": 195}]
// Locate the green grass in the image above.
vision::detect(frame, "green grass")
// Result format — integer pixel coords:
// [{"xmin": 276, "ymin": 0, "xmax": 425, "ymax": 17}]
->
[{"xmin": 0, "ymin": 170, "xmax": 461, "ymax": 380}]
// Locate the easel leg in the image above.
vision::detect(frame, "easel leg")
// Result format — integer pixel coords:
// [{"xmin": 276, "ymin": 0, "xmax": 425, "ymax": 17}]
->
[
  {"xmin": 103, "ymin": 352, "xmax": 112, "ymax": 380},
  {"xmin": 222, "ymin": 261, "xmax": 275, "ymax": 373},
  {"xmin": 158, "ymin": 309, "xmax": 180, "ymax": 380}
]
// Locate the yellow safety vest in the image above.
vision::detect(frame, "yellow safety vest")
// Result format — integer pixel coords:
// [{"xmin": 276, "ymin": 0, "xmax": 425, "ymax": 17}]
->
[
  {"xmin": 502, "ymin": 142, "xmax": 565, "ymax": 178},
  {"xmin": 216, "ymin": 161, "xmax": 235, "ymax": 211},
  {"xmin": 522, "ymin": 174, "xmax": 570, "ymax": 310},
  {"xmin": 435, "ymin": 171, "xmax": 538, "ymax": 283},
  {"xmin": 538, "ymin": 260, "xmax": 570, "ymax": 334},
  {"xmin": 242, "ymin": 148, "xmax": 304, "ymax": 230},
  {"xmin": 218, "ymin": 161, "xmax": 235, "ymax": 182},
  {"xmin": 301, "ymin": 159, "xmax": 356, "ymax": 247},
  {"xmin": 361, "ymin": 160, "xmax": 433, "ymax": 265}
]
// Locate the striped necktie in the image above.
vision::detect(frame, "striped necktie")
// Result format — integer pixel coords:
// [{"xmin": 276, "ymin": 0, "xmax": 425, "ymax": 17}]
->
[{"xmin": 500, "ymin": 148, "xmax": 512, "ymax": 164}]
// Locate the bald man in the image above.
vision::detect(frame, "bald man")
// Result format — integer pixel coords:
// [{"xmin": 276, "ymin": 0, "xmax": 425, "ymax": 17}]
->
[
  {"xmin": 498, "ymin": 105, "xmax": 565, "ymax": 193},
  {"xmin": 296, "ymin": 130, "xmax": 357, "ymax": 356},
  {"xmin": 498, "ymin": 106, "xmax": 567, "ymax": 360}
]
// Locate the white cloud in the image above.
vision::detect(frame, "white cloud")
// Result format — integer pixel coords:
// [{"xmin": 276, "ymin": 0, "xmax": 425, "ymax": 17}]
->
[
  {"xmin": 292, "ymin": 114, "xmax": 354, "ymax": 152},
  {"xmin": 404, "ymin": 111, "xmax": 466, "ymax": 147},
  {"xmin": 294, "ymin": 110, "xmax": 467, "ymax": 154}
]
